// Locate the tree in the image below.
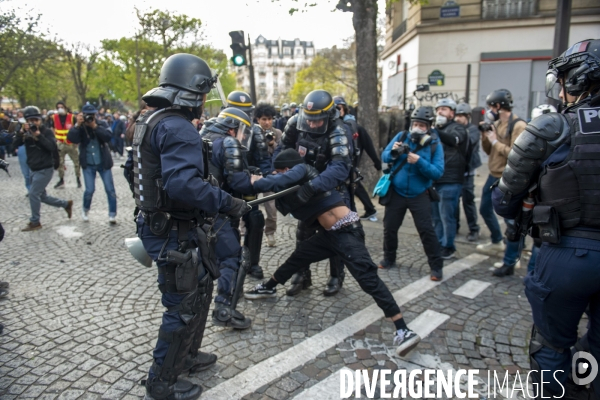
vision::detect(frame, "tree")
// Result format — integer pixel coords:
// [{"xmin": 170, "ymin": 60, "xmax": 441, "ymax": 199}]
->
[{"xmin": 63, "ymin": 43, "xmax": 100, "ymax": 107}]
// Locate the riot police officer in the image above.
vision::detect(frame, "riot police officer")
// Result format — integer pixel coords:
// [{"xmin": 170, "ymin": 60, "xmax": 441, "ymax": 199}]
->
[
  {"xmin": 133, "ymin": 53, "xmax": 250, "ymax": 400},
  {"xmin": 276, "ymin": 89, "xmax": 352, "ymax": 296},
  {"xmin": 200, "ymin": 107, "xmax": 256, "ymax": 330},
  {"xmin": 492, "ymin": 39, "xmax": 600, "ymax": 398}
]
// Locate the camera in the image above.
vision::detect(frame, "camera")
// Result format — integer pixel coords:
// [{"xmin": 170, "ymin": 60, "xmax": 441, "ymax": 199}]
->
[
  {"xmin": 478, "ymin": 122, "xmax": 493, "ymax": 133},
  {"xmin": 265, "ymin": 131, "xmax": 274, "ymax": 143},
  {"xmin": 84, "ymin": 114, "xmax": 95, "ymax": 123},
  {"xmin": 391, "ymin": 143, "xmax": 411, "ymax": 158}
]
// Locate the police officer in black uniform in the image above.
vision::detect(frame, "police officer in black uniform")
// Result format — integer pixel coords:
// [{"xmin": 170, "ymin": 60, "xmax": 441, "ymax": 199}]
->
[
  {"xmin": 225, "ymin": 90, "xmax": 269, "ymax": 280},
  {"xmin": 492, "ymin": 39, "xmax": 600, "ymax": 398},
  {"xmin": 275, "ymin": 89, "xmax": 352, "ymax": 296},
  {"xmin": 132, "ymin": 53, "xmax": 250, "ymax": 400},
  {"xmin": 200, "ymin": 107, "xmax": 256, "ymax": 330}
]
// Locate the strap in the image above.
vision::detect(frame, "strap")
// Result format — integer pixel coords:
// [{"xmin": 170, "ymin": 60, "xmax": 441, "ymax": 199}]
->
[
  {"xmin": 573, "ymin": 135, "xmax": 600, "ymax": 145},
  {"xmin": 563, "ymin": 229, "xmax": 600, "ymax": 241},
  {"xmin": 388, "ymin": 131, "xmax": 411, "ymax": 179},
  {"xmin": 506, "ymin": 116, "xmax": 525, "ymax": 139},
  {"xmin": 571, "ymin": 153, "xmax": 600, "ymax": 160}
]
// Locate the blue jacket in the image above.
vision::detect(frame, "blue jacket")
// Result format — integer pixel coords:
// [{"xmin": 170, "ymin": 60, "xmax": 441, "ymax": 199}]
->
[
  {"xmin": 381, "ymin": 131, "xmax": 445, "ymax": 198},
  {"xmin": 67, "ymin": 124, "xmax": 113, "ymax": 170}
]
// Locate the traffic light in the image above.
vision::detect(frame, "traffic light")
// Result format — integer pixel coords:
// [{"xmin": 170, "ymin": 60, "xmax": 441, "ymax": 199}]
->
[{"xmin": 229, "ymin": 31, "xmax": 247, "ymax": 66}]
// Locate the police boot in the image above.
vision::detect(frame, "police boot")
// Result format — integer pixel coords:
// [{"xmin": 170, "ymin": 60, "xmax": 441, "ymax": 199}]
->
[
  {"xmin": 323, "ymin": 270, "xmax": 345, "ymax": 297},
  {"xmin": 212, "ymin": 302, "xmax": 252, "ymax": 330},
  {"xmin": 249, "ymin": 264, "xmax": 264, "ymax": 279},
  {"xmin": 492, "ymin": 263, "xmax": 514, "ymax": 277},
  {"xmin": 144, "ymin": 373, "xmax": 202, "ymax": 400},
  {"xmin": 286, "ymin": 269, "xmax": 312, "ymax": 296},
  {"xmin": 183, "ymin": 351, "xmax": 217, "ymax": 374}
]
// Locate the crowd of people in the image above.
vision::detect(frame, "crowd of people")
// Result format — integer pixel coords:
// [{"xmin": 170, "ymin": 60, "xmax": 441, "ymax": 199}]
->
[{"xmin": 1, "ymin": 37, "xmax": 599, "ymax": 400}]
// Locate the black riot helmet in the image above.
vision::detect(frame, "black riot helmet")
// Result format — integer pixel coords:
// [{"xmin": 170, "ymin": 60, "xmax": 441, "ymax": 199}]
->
[
  {"xmin": 217, "ymin": 107, "xmax": 252, "ymax": 147},
  {"xmin": 23, "ymin": 106, "xmax": 42, "ymax": 121},
  {"xmin": 296, "ymin": 90, "xmax": 337, "ymax": 135},
  {"xmin": 546, "ymin": 39, "xmax": 600, "ymax": 103},
  {"xmin": 142, "ymin": 53, "xmax": 217, "ymax": 112},
  {"xmin": 486, "ymin": 89, "xmax": 513, "ymax": 110},
  {"xmin": 227, "ymin": 91, "xmax": 254, "ymax": 116}
]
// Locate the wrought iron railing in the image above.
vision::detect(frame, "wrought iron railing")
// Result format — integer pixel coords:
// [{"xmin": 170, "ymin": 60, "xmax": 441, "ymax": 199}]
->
[
  {"xmin": 392, "ymin": 20, "xmax": 407, "ymax": 42},
  {"xmin": 482, "ymin": 0, "xmax": 537, "ymax": 19}
]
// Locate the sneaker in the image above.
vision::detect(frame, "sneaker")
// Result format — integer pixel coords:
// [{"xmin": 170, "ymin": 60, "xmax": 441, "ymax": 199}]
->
[
  {"xmin": 430, "ymin": 269, "xmax": 443, "ymax": 281},
  {"xmin": 54, "ymin": 178, "xmax": 65, "ymax": 189},
  {"xmin": 467, "ymin": 231, "xmax": 479, "ymax": 242},
  {"xmin": 64, "ymin": 200, "xmax": 73, "ymax": 219},
  {"xmin": 494, "ymin": 260, "xmax": 521, "ymax": 269},
  {"xmin": 21, "ymin": 222, "xmax": 42, "ymax": 232},
  {"xmin": 244, "ymin": 283, "xmax": 277, "ymax": 299},
  {"xmin": 394, "ymin": 328, "xmax": 421, "ymax": 357},
  {"xmin": 476, "ymin": 241, "xmax": 506, "ymax": 255},
  {"xmin": 440, "ymin": 247, "xmax": 456, "ymax": 260},
  {"xmin": 76, "ymin": 177, "xmax": 82, "ymax": 188},
  {"xmin": 109, "ymin": 216, "xmax": 117, "ymax": 225},
  {"xmin": 82, "ymin": 210, "xmax": 89, "ymax": 222},
  {"xmin": 359, "ymin": 210, "xmax": 377, "ymax": 220},
  {"xmin": 378, "ymin": 259, "xmax": 398, "ymax": 269},
  {"xmin": 369, "ymin": 214, "xmax": 378, "ymax": 222},
  {"xmin": 266, "ymin": 234, "xmax": 276, "ymax": 247}
]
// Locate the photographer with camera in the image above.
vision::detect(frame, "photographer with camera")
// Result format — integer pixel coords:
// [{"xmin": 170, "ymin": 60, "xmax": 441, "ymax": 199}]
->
[
  {"xmin": 67, "ymin": 104, "xmax": 117, "ymax": 224},
  {"xmin": 477, "ymin": 89, "xmax": 527, "ymax": 277},
  {"xmin": 254, "ymin": 102, "xmax": 282, "ymax": 247},
  {"xmin": 13, "ymin": 106, "xmax": 73, "ymax": 231},
  {"xmin": 380, "ymin": 106, "xmax": 445, "ymax": 281}
]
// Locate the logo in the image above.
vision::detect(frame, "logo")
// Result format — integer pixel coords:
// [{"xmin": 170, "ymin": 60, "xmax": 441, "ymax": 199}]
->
[
  {"xmin": 307, "ymin": 102, "xmax": 313, "ymax": 110},
  {"xmin": 578, "ymin": 107, "xmax": 600, "ymax": 134},
  {"xmin": 298, "ymin": 145, "xmax": 307, "ymax": 157},
  {"xmin": 572, "ymin": 351, "xmax": 598, "ymax": 386},
  {"xmin": 240, "ymin": 95, "xmax": 246, "ymax": 103}
]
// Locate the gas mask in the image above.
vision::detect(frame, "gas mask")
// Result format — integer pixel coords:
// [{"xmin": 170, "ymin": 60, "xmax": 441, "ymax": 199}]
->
[
  {"xmin": 435, "ymin": 115, "xmax": 447, "ymax": 127},
  {"xmin": 57, "ymin": 108, "xmax": 66, "ymax": 116},
  {"xmin": 485, "ymin": 109, "xmax": 499, "ymax": 122},
  {"xmin": 410, "ymin": 127, "xmax": 432, "ymax": 147}
]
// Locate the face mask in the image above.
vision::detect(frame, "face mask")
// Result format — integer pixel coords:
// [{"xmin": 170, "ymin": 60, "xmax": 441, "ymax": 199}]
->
[
  {"xmin": 57, "ymin": 108, "xmax": 66, "ymax": 115},
  {"xmin": 486, "ymin": 110, "xmax": 499, "ymax": 122},
  {"xmin": 410, "ymin": 127, "xmax": 428, "ymax": 136},
  {"xmin": 435, "ymin": 115, "xmax": 447, "ymax": 126}
]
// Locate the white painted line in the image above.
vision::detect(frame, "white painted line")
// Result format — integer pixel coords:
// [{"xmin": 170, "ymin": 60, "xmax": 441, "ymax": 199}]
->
[
  {"xmin": 55, "ymin": 226, "xmax": 83, "ymax": 238},
  {"xmin": 290, "ymin": 367, "xmax": 352, "ymax": 400},
  {"xmin": 202, "ymin": 253, "xmax": 488, "ymax": 400},
  {"xmin": 408, "ymin": 310, "xmax": 450, "ymax": 339},
  {"xmin": 452, "ymin": 279, "xmax": 492, "ymax": 299}
]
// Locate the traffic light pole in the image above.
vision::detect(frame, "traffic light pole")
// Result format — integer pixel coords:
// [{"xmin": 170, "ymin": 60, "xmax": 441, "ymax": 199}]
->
[{"xmin": 247, "ymin": 34, "xmax": 257, "ymax": 103}]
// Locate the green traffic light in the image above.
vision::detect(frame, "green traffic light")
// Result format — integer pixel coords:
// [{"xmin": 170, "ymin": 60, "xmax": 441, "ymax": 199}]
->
[{"xmin": 232, "ymin": 54, "xmax": 246, "ymax": 66}]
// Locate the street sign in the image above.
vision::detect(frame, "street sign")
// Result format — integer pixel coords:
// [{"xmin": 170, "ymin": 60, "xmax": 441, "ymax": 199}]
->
[
  {"xmin": 440, "ymin": 0, "xmax": 460, "ymax": 18},
  {"xmin": 428, "ymin": 70, "xmax": 445, "ymax": 86}
]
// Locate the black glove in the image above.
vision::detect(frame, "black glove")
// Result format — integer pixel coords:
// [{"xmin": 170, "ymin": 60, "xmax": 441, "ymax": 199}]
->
[
  {"xmin": 297, "ymin": 180, "xmax": 316, "ymax": 204},
  {"xmin": 227, "ymin": 197, "xmax": 252, "ymax": 219}
]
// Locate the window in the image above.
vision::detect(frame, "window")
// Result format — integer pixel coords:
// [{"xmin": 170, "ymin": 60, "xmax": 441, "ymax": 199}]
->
[
  {"xmin": 284, "ymin": 47, "xmax": 291, "ymax": 55},
  {"xmin": 306, "ymin": 48, "xmax": 314, "ymax": 56},
  {"xmin": 296, "ymin": 48, "xmax": 303, "ymax": 55},
  {"xmin": 482, "ymin": 0, "xmax": 537, "ymax": 19},
  {"xmin": 274, "ymin": 89, "xmax": 279, "ymax": 95}
]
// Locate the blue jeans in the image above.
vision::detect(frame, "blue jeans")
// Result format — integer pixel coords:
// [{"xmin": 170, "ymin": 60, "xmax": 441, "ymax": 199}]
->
[
  {"xmin": 29, "ymin": 167, "xmax": 68, "ymax": 223},
  {"xmin": 480, "ymin": 174, "xmax": 503, "ymax": 243},
  {"xmin": 17, "ymin": 145, "xmax": 30, "ymax": 192},
  {"xmin": 431, "ymin": 183, "xmax": 462, "ymax": 251},
  {"xmin": 82, "ymin": 165, "xmax": 117, "ymax": 216}
]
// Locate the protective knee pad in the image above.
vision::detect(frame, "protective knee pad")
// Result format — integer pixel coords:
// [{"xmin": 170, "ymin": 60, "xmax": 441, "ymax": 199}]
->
[
  {"xmin": 157, "ymin": 323, "xmax": 196, "ymax": 381},
  {"xmin": 189, "ymin": 278, "xmax": 214, "ymax": 357},
  {"xmin": 244, "ymin": 209, "xmax": 265, "ymax": 265},
  {"xmin": 230, "ymin": 246, "xmax": 250, "ymax": 309}
]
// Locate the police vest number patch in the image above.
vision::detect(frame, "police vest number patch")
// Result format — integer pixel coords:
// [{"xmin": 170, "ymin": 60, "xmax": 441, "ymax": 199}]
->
[{"xmin": 578, "ymin": 107, "xmax": 600, "ymax": 134}]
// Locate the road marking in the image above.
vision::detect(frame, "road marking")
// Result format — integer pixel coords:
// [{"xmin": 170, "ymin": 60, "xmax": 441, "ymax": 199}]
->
[
  {"xmin": 452, "ymin": 279, "xmax": 491, "ymax": 299},
  {"xmin": 290, "ymin": 310, "xmax": 450, "ymax": 400},
  {"xmin": 202, "ymin": 253, "xmax": 488, "ymax": 400}
]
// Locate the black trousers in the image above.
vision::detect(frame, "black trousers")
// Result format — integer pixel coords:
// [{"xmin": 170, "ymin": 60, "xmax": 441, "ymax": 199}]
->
[
  {"xmin": 296, "ymin": 220, "xmax": 342, "ymax": 278},
  {"xmin": 274, "ymin": 223, "xmax": 401, "ymax": 318},
  {"xmin": 383, "ymin": 190, "xmax": 443, "ymax": 271},
  {"xmin": 456, "ymin": 174, "xmax": 480, "ymax": 234},
  {"xmin": 355, "ymin": 181, "xmax": 376, "ymax": 215}
]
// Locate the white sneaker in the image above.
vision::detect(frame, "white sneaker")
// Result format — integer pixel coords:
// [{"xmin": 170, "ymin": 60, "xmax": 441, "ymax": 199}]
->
[
  {"xmin": 266, "ymin": 234, "xmax": 276, "ymax": 247},
  {"xmin": 494, "ymin": 260, "xmax": 521, "ymax": 269},
  {"xmin": 369, "ymin": 214, "xmax": 378, "ymax": 222},
  {"xmin": 109, "ymin": 216, "xmax": 117, "ymax": 225},
  {"xmin": 476, "ymin": 241, "xmax": 506, "ymax": 255},
  {"xmin": 82, "ymin": 210, "xmax": 89, "ymax": 222}
]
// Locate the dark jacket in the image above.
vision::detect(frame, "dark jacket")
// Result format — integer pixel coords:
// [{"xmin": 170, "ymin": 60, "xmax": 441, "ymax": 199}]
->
[
  {"xmin": 382, "ymin": 131, "xmax": 445, "ymax": 198},
  {"xmin": 435, "ymin": 121, "xmax": 468, "ymax": 184},
  {"xmin": 465, "ymin": 123, "xmax": 482, "ymax": 172},
  {"xmin": 112, "ymin": 119, "xmax": 125, "ymax": 138},
  {"xmin": 13, "ymin": 126, "xmax": 58, "ymax": 172},
  {"xmin": 356, "ymin": 123, "xmax": 381, "ymax": 170},
  {"xmin": 67, "ymin": 124, "xmax": 113, "ymax": 170}
]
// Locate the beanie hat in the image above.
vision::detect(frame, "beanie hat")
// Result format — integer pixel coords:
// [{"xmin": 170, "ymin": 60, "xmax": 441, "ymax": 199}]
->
[
  {"xmin": 56, "ymin": 101, "xmax": 66, "ymax": 108},
  {"xmin": 274, "ymin": 149, "xmax": 303, "ymax": 170}
]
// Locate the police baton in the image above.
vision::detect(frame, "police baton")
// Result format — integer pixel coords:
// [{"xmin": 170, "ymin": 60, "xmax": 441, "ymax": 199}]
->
[{"xmin": 247, "ymin": 185, "xmax": 301, "ymax": 207}]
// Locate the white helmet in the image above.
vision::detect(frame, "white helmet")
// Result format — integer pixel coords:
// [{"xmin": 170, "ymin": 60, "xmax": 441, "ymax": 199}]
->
[{"xmin": 531, "ymin": 104, "xmax": 557, "ymax": 120}]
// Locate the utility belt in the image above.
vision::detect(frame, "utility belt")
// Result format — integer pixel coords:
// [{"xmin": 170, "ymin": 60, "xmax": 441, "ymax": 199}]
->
[
  {"xmin": 140, "ymin": 210, "xmax": 204, "ymax": 237},
  {"xmin": 531, "ymin": 205, "xmax": 600, "ymax": 243}
]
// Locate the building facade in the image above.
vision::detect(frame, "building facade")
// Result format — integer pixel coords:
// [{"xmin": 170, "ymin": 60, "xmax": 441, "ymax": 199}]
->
[
  {"xmin": 235, "ymin": 35, "xmax": 315, "ymax": 105},
  {"xmin": 380, "ymin": 0, "xmax": 600, "ymax": 119}
]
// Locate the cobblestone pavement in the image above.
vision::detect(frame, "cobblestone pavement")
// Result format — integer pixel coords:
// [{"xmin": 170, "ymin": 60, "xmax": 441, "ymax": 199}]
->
[{"xmin": 0, "ymin": 159, "xmax": 535, "ymax": 399}]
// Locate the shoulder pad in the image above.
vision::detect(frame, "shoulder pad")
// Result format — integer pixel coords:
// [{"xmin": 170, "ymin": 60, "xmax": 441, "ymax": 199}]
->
[
  {"xmin": 526, "ymin": 113, "xmax": 569, "ymax": 142},
  {"xmin": 329, "ymin": 128, "xmax": 349, "ymax": 145},
  {"xmin": 223, "ymin": 136, "xmax": 242, "ymax": 149}
]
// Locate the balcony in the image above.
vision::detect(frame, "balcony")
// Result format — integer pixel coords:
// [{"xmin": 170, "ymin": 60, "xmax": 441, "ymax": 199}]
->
[
  {"xmin": 392, "ymin": 20, "xmax": 407, "ymax": 42},
  {"xmin": 482, "ymin": 0, "xmax": 537, "ymax": 19}
]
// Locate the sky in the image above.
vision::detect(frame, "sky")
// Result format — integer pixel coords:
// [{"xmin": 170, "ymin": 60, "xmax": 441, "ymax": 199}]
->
[{"xmin": 7, "ymin": 0, "xmax": 387, "ymax": 52}]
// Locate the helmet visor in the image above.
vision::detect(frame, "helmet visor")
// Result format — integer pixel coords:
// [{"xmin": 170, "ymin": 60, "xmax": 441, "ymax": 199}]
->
[
  {"xmin": 236, "ymin": 124, "xmax": 252, "ymax": 150},
  {"xmin": 546, "ymin": 69, "xmax": 562, "ymax": 100},
  {"xmin": 297, "ymin": 109, "xmax": 328, "ymax": 135}
]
